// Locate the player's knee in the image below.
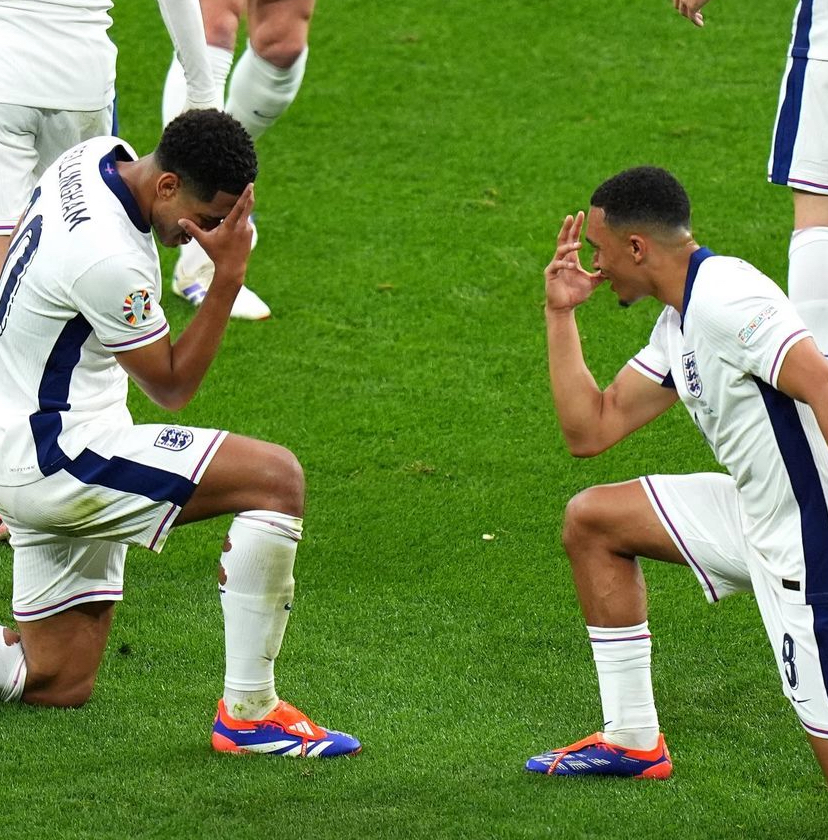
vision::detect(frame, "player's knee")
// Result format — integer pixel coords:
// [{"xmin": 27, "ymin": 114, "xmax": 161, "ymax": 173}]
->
[
  {"xmin": 261, "ymin": 445, "xmax": 305, "ymax": 514},
  {"xmin": 562, "ymin": 487, "xmax": 606, "ymax": 555},
  {"xmin": 23, "ymin": 668, "xmax": 95, "ymax": 708},
  {"xmin": 204, "ymin": 7, "xmax": 242, "ymax": 51},
  {"xmin": 250, "ymin": 30, "xmax": 308, "ymax": 69}
]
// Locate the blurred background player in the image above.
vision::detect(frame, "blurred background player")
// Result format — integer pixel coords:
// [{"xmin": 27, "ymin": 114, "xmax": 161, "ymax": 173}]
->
[
  {"xmin": 674, "ymin": 0, "xmax": 828, "ymax": 351},
  {"xmin": 0, "ymin": 0, "xmax": 217, "ymax": 544},
  {"xmin": 162, "ymin": 0, "xmax": 315, "ymax": 320},
  {"xmin": 0, "ymin": 109, "xmax": 360, "ymax": 758},
  {"xmin": 0, "ymin": 0, "xmax": 217, "ymax": 267}
]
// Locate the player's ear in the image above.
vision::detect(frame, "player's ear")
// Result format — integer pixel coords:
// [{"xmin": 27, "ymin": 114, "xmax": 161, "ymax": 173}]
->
[
  {"xmin": 156, "ymin": 172, "xmax": 181, "ymax": 200},
  {"xmin": 629, "ymin": 235, "xmax": 646, "ymax": 263}
]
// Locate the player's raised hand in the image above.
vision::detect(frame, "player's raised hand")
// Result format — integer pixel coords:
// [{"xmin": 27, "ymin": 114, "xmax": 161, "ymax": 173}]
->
[
  {"xmin": 544, "ymin": 211, "xmax": 602, "ymax": 312},
  {"xmin": 178, "ymin": 183, "xmax": 255, "ymax": 286},
  {"xmin": 673, "ymin": 0, "xmax": 708, "ymax": 27}
]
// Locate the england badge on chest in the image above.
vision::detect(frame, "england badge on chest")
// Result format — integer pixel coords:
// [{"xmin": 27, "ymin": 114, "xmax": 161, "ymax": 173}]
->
[{"xmin": 682, "ymin": 351, "xmax": 703, "ymax": 398}]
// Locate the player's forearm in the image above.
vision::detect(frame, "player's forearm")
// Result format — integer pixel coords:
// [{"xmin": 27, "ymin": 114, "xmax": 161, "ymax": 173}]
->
[
  {"xmin": 154, "ymin": 279, "xmax": 240, "ymax": 410},
  {"xmin": 545, "ymin": 308, "xmax": 608, "ymax": 457}
]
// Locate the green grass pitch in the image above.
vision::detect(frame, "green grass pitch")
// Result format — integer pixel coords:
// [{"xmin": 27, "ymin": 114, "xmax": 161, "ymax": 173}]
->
[{"xmin": 2, "ymin": 0, "xmax": 828, "ymax": 837}]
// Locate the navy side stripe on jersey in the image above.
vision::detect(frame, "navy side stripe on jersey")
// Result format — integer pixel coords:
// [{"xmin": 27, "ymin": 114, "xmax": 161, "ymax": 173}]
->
[
  {"xmin": 30, "ymin": 314, "xmax": 93, "ymax": 473},
  {"xmin": 29, "ymin": 313, "xmax": 196, "ymax": 507},
  {"xmin": 755, "ymin": 377, "xmax": 828, "ymax": 604}
]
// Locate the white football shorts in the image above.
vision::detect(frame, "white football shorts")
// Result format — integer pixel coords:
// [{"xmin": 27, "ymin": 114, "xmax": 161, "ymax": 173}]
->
[
  {"xmin": 769, "ymin": 56, "xmax": 828, "ymax": 194},
  {"xmin": 0, "ymin": 423, "xmax": 227, "ymax": 622},
  {"xmin": 0, "ymin": 102, "xmax": 115, "ymax": 234},
  {"xmin": 642, "ymin": 472, "xmax": 828, "ymax": 739}
]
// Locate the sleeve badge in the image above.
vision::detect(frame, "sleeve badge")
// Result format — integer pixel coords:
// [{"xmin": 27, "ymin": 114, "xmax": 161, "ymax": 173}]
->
[{"xmin": 123, "ymin": 289, "xmax": 152, "ymax": 325}]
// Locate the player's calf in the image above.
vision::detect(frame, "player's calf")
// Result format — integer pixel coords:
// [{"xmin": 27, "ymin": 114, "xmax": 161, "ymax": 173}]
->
[{"xmin": 16, "ymin": 602, "xmax": 114, "ymax": 708}]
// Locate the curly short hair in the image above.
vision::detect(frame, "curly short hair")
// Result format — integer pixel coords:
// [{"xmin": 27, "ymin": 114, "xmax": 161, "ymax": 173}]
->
[
  {"xmin": 590, "ymin": 166, "xmax": 691, "ymax": 232},
  {"xmin": 155, "ymin": 109, "xmax": 258, "ymax": 201}
]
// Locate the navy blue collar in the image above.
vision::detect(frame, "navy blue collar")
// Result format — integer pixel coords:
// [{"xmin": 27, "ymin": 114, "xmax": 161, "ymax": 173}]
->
[
  {"xmin": 99, "ymin": 148, "xmax": 150, "ymax": 234},
  {"xmin": 680, "ymin": 246, "xmax": 715, "ymax": 331}
]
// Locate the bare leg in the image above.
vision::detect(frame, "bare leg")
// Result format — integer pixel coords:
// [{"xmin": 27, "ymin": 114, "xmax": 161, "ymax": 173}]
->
[
  {"xmin": 808, "ymin": 735, "xmax": 828, "ymax": 784},
  {"xmin": 248, "ymin": 0, "xmax": 314, "ymax": 68},
  {"xmin": 176, "ymin": 433, "xmax": 304, "ymax": 524},
  {"xmin": 18, "ymin": 602, "xmax": 115, "ymax": 707},
  {"xmin": 201, "ymin": 0, "xmax": 245, "ymax": 50},
  {"xmin": 562, "ymin": 480, "xmax": 687, "ymax": 628}
]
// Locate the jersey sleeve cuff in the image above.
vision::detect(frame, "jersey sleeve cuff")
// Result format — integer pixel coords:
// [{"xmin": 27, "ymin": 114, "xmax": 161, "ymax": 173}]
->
[
  {"xmin": 628, "ymin": 355, "xmax": 672, "ymax": 385},
  {"xmin": 768, "ymin": 328, "xmax": 812, "ymax": 387},
  {"xmin": 101, "ymin": 321, "xmax": 170, "ymax": 352}
]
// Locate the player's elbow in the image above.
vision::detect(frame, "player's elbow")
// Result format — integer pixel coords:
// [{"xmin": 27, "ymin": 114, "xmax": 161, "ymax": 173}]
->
[
  {"xmin": 149, "ymin": 387, "xmax": 194, "ymax": 413},
  {"xmin": 562, "ymin": 432, "xmax": 610, "ymax": 459},
  {"xmin": 161, "ymin": 395, "xmax": 192, "ymax": 412}
]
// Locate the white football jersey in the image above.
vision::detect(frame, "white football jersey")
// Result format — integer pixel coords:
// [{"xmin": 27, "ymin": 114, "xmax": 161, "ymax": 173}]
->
[
  {"xmin": 630, "ymin": 249, "xmax": 828, "ymax": 604},
  {"xmin": 788, "ymin": 0, "xmax": 828, "ymax": 61},
  {"xmin": 0, "ymin": 1, "xmax": 117, "ymax": 111},
  {"xmin": 0, "ymin": 136, "xmax": 169, "ymax": 486}
]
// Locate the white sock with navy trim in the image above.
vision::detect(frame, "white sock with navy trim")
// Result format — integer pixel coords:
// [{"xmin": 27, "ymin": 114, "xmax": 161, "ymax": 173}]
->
[
  {"xmin": 220, "ymin": 510, "xmax": 302, "ymax": 721},
  {"xmin": 588, "ymin": 622, "xmax": 660, "ymax": 750},
  {"xmin": 0, "ymin": 627, "xmax": 26, "ymax": 703}
]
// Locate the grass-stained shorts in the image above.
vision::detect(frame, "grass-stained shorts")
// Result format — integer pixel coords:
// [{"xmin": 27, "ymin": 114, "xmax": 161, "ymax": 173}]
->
[{"xmin": 0, "ymin": 423, "xmax": 226, "ymax": 622}]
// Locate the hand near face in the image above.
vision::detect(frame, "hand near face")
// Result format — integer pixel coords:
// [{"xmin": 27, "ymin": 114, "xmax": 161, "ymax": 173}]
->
[
  {"xmin": 544, "ymin": 211, "xmax": 603, "ymax": 312},
  {"xmin": 179, "ymin": 183, "xmax": 255, "ymax": 286},
  {"xmin": 673, "ymin": 0, "xmax": 709, "ymax": 27}
]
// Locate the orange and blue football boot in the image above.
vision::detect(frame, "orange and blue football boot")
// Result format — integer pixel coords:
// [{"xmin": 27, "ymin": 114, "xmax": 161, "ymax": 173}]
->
[
  {"xmin": 211, "ymin": 698, "xmax": 362, "ymax": 758},
  {"xmin": 525, "ymin": 732, "xmax": 672, "ymax": 778}
]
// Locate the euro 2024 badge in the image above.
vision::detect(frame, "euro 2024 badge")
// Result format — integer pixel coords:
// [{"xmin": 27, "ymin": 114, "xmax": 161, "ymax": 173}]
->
[
  {"xmin": 682, "ymin": 351, "xmax": 703, "ymax": 398},
  {"xmin": 123, "ymin": 289, "xmax": 151, "ymax": 325}
]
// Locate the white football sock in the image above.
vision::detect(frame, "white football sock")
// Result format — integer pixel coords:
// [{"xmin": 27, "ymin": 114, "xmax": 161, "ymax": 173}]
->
[
  {"xmin": 162, "ymin": 45, "xmax": 233, "ymax": 126},
  {"xmin": 0, "ymin": 627, "xmax": 26, "ymax": 703},
  {"xmin": 588, "ymin": 622, "xmax": 660, "ymax": 750},
  {"xmin": 788, "ymin": 226, "xmax": 828, "ymax": 352},
  {"xmin": 220, "ymin": 510, "xmax": 302, "ymax": 721},
  {"xmin": 225, "ymin": 43, "xmax": 308, "ymax": 140}
]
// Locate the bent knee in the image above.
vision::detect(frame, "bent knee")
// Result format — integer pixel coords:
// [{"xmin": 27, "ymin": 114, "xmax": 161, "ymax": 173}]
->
[
  {"xmin": 250, "ymin": 35, "xmax": 308, "ymax": 68},
  {"xmin": 23, "ymin": 670, "xmax": 95, "ymax": 708},
  {"xmin": 261, "ymin": 445, "xmax": 305, "ymax": 515},
  {"xmin": 203, "ymin": 0, "xmax": 243, "ymax": 50},
  {"xmin": 562, "ymin": 486, "xmax": 614, "ymax": 554}
]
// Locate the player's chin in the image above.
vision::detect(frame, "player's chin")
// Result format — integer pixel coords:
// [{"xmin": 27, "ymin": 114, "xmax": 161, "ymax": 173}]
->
[
  {"xmin": 162, "ymin": 231, "xmax": 191, "ymax": 248},
  {"xmin": 616, "ymin": 292, "xmax": 642, "ymax": 309}
]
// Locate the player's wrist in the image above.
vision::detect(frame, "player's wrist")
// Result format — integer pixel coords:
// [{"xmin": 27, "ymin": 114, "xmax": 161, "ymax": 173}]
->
[{"xmin": 545, "ymin": 302, "xmax": 576, "ymax": 318}]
